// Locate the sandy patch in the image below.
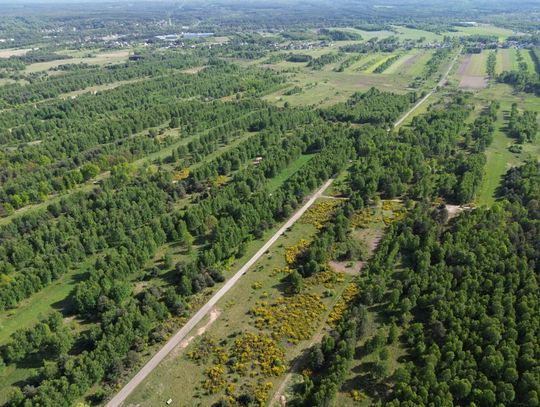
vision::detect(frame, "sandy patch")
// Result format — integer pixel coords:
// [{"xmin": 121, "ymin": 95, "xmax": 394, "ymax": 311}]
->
[
  {"xmin": 171, "ymin": 308, "xmax": 221, "ymax": 357},
  {"xmin": 181, "ymin": 66, "xmax": 206, "ymax": 74},
  {"xmin": 0, "ymin": 48, "xmax": 33, "ymax": 58},
  {"xmin": 329, "ymin": 260, "xmax": 365, "ymax": 275},
  {"xmin": 459, "ymin": 75, "xmax": 488, "ymax": 89}
]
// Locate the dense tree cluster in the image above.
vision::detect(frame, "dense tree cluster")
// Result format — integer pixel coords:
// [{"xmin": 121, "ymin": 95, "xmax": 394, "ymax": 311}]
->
[
  {"xmin": 307, "ymin": 53, "xmax": 345, "ymax": 70},
  {"xmin": 508, "ymin": 102, "xmax": 538, "ymax": 143},
  {"xmin": 321, "ymin": 87, "xmax": 416, "ymax": 126},
  {"xmin": 0, "ymin": 63, "xmax": 283, "ymax": 213},
  {"xmin": 298, "ymin": 160, "xmax": 540, "ymax": 406}
]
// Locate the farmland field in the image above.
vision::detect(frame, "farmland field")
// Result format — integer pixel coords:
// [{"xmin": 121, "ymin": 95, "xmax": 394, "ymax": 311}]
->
[{"xmin": 456, "ymin": 53, "xmax": 488, "ymax": 89}]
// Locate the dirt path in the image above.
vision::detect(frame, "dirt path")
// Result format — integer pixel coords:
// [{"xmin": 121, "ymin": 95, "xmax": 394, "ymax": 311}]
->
[
  {"xmin": 172, "ymin": 308, "xmax": 221, "ymax": 357},
  {"xmin": 105, "ymin": 178, "xmax": 335, "ymax": 407}
]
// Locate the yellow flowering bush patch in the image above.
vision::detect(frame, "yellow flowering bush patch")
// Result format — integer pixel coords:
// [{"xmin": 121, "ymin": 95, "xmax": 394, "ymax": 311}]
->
[
  {"xmin": 285, "ymin": 239, "xmax": 310, "ymax": 266},
  {"xmin": 301, "ymin": 199, "xmax": 341, "ymax": 229},
  {"xmin": 252, "ymin": 293, "xmax": 326, "ymax": 343},
  {"xmin": 231, "ymin": 332, "xmax": 287, "ymax": 376},
  {"xmin": 327, "ymin": 283, "xmax": 360, "ymax": 326}
]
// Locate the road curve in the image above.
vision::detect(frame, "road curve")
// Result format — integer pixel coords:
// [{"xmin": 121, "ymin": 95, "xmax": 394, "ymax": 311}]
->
[
  {"xmin": 393, "ymin": 50, "xmax": 461, "ymax": 129},
  {"xmin": 105, "ymin": 178, "xmax": 335, "ymax": 407}
]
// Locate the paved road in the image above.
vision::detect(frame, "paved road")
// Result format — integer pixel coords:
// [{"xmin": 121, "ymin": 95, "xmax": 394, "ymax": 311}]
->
[
  {"xmin": 106, "ymin": 178, "xmax": 335, "ymax": 407},
  {"xmin": 393, "ymin": 50, "xmax": 461, "ymax": 129}
]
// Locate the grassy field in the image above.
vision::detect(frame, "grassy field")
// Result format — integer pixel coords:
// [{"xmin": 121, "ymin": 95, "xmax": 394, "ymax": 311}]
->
[
  {"xmin": 496, "ymin": 48, "xmax": 517, "ymax": 73},
  {"xmin": 263, "ymin": 62, "xmax": 411, "ymax": 108},
  {"xmin": 0, "ymin": 48, "xmax": 32, "ymax": 58},
  {"xmin": 59, "ymin": 78, "xmax": 145, "ymax": 99},
  {"xmin": 383, "ymin": 49, "xmax": 421, "ymax": 75},
  {"xmin": 266, "ymin": 154, "xmax": 315, "ymax": 192},
  {"xmin": 450, "ymin": 25, "xmax": 517, "ymax": 41},
  {"xmin": 24, "ymin": 50, "xmax": 130, "ymax": 73},
  {"xmin": 475, "ymin": 84, "xmax": 540, "ymax": 205}
]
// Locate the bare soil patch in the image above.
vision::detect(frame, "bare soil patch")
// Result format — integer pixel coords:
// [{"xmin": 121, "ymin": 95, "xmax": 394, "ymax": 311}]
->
[
  {"xmin": 0, "ymin": 48, "xmax": 32, "ymax": 58},
  {"xmin": 329, "ymin": 260, "xmax": 365, "ymax": 275},
  {"xmin": 459, "ymin": 75, "xmax": 488, "ymax": 89},
  {"xmin": 171, "ymin": 308, "xmax": 221, "ymax": 358}
]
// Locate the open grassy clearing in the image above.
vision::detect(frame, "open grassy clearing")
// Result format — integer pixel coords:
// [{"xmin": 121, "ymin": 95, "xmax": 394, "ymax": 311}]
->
[
  {"xmin": 391, "ymin": 26, "xmax": 442, "ymax": 41},
  {"xmin": 263, "ymin": 68, "xmax": 410, "ymax": 108},
  {"xmin": 496, "ymin": 48, "xmax": 517, "ymax": 73},
  {"xmin": 23, "ymin": 50, "xmax": 130, "ymax": 73},
  {"xmin": 266, "ymin": 154, "xmax": 315, "ymax": 192},
  {"xmin": 450, "ymin": 25, "xmax": 517, "ymax": 40},
  {"xmin": 403, "ymin": 49, "xmax": 434, "ymax": 77},
  {"xmin": 0, "ymin": 48, "xmax": 33, "ymax": 58},
  {"xmin": 59, "ymin": 78, "xmax": 146, "ymax": 99},
  {"xmin": 474, "ymin": 84, "xmax": 540, "ymax": 205}
]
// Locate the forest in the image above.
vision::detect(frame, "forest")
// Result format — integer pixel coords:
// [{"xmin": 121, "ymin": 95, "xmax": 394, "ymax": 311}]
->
[{"xmin": 0, "ymin": 1, "xmax": 539, "ymax": 406}]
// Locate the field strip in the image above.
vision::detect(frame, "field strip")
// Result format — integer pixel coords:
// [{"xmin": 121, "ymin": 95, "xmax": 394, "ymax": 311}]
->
[
  {"xmin": 394, "ymin": 49, "xmax": 460, "ymax": 128},
  {"xmin": 105, "ymin": 177, "xmax": 335, "ymax": 407}
]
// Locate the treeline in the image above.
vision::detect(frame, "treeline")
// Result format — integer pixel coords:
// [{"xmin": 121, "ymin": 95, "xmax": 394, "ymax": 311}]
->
[
  {"xmin": 307, "ymin": 53, "xmax": 345, "ymax": 70},
  {"xmin": 339, "ymin": 36, "xmax": 401, "ymax": 53},
  {"xmin": 0, "ymin": 51, "xmax": 204, "ymax": 108},
  {"xmin": 373, "ymin": 54, "xmax": 401, "ymax": 73},
  {"xmin": 321, "ymin": 87, "xmax": 416, "ymax": 126},
  {"xmin": 487, "ymin": 50, "xmax": 497, "ymax": 78},
  {"xmin": 423, "ymin": 47, "xmax": 452, "ymax": 79},
  {"xmin": 333, "ymin": 54, "xmax": 363, "ymax": 72},
  {"xmin": 507, "ymin": 102, "xmax": 538, "ymax": 143}
]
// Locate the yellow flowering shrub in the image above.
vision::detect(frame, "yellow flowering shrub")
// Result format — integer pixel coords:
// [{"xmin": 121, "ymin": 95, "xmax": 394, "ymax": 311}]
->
[
  {"xmin": 231, "ymin": 332, "xmax": 286, "ymax": 376},
  {"xmin": 302, "ymin": 200, "xmax": 341, "ymax": 229},
  {"xmin": 202, "ymin": 364, "xmax": 226, "ymax": 393},
  {"xmin": 285, "ymin": 239, "xmax": 310, "ymax": 265},
  {"xmin": 252, "ymin": 293, "xmax": 326, "ymax": 343},
  {"xmin": 327, "ymin": 283, "xmax": 360, "ymax": 326}
]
